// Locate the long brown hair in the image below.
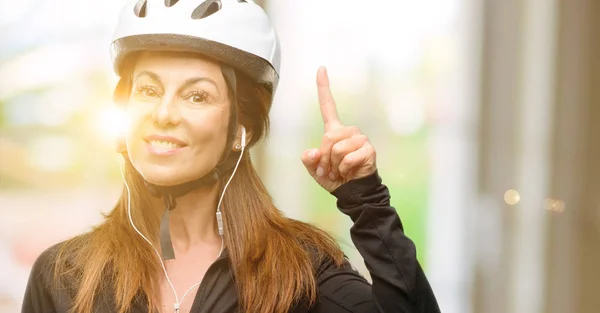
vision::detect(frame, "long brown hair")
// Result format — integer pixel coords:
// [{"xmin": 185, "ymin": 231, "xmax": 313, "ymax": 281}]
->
[{"xmin": 53, "ymin": 65, "xmax": 345, "ymax": 313}]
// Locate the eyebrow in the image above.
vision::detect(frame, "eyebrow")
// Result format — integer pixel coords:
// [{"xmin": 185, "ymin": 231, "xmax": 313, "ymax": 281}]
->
[{"xmin": 134, "ymin": 70, "xmax": 221, "ymax": 96}]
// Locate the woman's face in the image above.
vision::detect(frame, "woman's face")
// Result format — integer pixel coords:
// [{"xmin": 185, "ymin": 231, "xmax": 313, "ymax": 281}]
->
[{"xmin": 125, "ymin": 51, "xmax": 232, "ymax": 186}]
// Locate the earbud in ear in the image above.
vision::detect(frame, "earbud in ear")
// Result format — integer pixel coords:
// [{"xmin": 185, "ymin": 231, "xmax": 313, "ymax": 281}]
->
[{"xmin": 241, "ymin": 126, "xmax": 246, "ymax": 148}]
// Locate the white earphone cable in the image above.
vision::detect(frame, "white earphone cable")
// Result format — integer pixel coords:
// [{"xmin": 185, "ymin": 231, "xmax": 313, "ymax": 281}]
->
[
  {"xmin": 118, "ymin": 140, "xmax": 244, "ymax": 312},
  {"xmin": 216, "ymin": 143, "xmax": 245, "ymax": 235}
]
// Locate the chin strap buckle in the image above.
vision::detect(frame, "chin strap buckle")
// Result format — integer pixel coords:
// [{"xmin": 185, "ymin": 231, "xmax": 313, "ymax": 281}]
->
[{"xmin": 163, "ymin": 194, "xmax": 176, "ymax": 210}]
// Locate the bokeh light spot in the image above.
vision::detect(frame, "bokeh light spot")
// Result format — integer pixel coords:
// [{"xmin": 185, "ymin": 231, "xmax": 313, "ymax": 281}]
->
[{"xmin": 504, "ymin": 189, "xmax": 521, "ymax": 205}]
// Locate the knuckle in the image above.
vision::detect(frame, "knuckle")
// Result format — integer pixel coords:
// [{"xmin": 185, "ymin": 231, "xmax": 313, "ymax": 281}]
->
[
  {"xmin": 366, "ymin": 145, "xmax": 376, "ymax": 156},
  {"xmin": 348, "ymin": 125, "xmax": 360, "ymax": 134},
  {"xmin": 342, "ymin": 155, "xmax": 353, "ymax": 165},
  {"xmin": 357, "ymin": 134, "xmax": 369, "ymax": 143},
  {"xmin": 323, "ymin": 133, "xmax": 334, "ymax": 143},
  {"xmin": 331, "ymin": 143, "xmax": 344, "ymax": 156}
]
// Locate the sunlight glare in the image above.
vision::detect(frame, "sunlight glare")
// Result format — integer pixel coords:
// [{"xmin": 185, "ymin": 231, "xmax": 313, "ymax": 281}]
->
[{"xmin": 96, "ymin": 106, "xmax": 128, "ymax": 142}]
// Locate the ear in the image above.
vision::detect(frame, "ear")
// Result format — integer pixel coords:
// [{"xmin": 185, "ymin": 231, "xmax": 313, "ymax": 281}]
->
[
  {"xmin": 232, "ymin": 125, "xmax": 252, "ymax": 151},
  {"xmin": 116, "ymin": 136, "xmax": 127, "ymax": 154}
]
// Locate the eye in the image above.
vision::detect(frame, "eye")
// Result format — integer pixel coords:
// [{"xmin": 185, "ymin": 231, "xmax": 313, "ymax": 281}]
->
[
  {"xmin": 186, "ymin": 91, "xmax": 209, "ymax": 104},
  {"xmin": 135, "ymin": 85, "xmax": 159, "ymax": 98}
]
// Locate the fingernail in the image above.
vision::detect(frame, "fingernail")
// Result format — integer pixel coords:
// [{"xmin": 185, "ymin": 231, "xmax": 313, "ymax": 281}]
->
[
  {"xmin": 316, "ymin": 167, "xmax": 324, "ymax": 177},
  {"xmin": 308, "ymin": 150, "xmax": 317, "ymax": 161},
  {"xmin": 328, "ymin": 172, "xmax": 336, "ymax": 180}
]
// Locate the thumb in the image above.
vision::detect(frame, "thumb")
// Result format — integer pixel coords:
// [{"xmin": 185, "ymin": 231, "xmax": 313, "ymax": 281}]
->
[{"xmin": 301, "ymin": 148, "xmax": 321, "ymax": 176}]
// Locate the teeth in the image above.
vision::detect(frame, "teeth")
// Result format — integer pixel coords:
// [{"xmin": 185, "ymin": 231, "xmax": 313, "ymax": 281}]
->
[{"xmin": 149, "ymin": 140, "xmax": 181, "ymax": 151}]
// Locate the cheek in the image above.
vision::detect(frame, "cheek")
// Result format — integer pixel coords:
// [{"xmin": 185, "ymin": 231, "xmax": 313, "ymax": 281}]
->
[
  {"xmin": 187, "ymin": 109, "xmax": 230, "ymax": 149},
  {"xmin": 125, "ymin": 103, "xmax": 150, "ymax": 133},
  {"xmin": 123, "ymin": 104, "xmax": 152, "ymax": 153}
]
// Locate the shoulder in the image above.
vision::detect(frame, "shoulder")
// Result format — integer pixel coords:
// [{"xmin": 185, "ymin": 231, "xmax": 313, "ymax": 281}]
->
[
  {"xmin": 28, "ymin": 234, "xmax": 90, "ymax": 289},
  {"xmin": 311, "ymin": 254, "xmax": 375, "ymax": 313},
  {"xmin": 314, "ymin": 253, "xmax": 368, "ymax": 286},
  {"xmin": 29, "ymin": 241, "xmax": 66, "ymax": 285},
  {"xmin": 22, "ymin": 240, "xmax": 74, "ymax": 313}
]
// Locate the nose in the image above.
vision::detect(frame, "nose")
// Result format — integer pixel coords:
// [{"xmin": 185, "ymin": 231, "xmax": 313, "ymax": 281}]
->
[{"xmin": 152, "ymin": 96, "xmax": 181, "ymax": 128}]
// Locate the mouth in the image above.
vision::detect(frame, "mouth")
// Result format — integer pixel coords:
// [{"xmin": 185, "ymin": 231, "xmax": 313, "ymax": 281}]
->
[{"xmin": 144, "ymin": 135, "xmax": 188, "ymax": 155}]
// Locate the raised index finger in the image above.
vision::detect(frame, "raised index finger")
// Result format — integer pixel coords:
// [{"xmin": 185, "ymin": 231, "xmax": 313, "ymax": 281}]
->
[{"xmin": 317, "ymin": 66, "xmax": 343, "ymax": 130}]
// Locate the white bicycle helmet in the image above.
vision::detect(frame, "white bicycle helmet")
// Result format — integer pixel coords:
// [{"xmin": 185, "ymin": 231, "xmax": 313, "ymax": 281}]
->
[{"xmin": 110, "ymin": 0, "xmax": 281, "ymax": 92}]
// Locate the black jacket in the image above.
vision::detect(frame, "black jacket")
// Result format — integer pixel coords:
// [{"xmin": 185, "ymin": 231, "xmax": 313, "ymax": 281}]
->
[{"xmin": 22, "ymin": 172, "xmax": 441, "ymax": 312}]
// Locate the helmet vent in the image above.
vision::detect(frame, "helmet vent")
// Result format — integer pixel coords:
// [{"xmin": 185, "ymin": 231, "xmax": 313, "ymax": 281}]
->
[
  {"xmin": 191, "ymin": 0, "xmax": 222, "ymax": 20},
  {"xmin": 133, "ymin": 0, "xmax": 147, "ymax": 17},
  {"xmin": 165, "ymin": 0, "xmax": 180, "ymax": 7}
]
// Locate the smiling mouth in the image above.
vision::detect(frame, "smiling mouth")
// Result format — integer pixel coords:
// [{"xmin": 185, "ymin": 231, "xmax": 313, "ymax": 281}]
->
[{"xmin": 147, "ymin": 140, "xmax": 185, "ymax": 151}]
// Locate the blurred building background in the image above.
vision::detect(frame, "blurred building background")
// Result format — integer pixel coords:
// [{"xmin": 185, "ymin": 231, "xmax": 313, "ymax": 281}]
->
[{"xmin": 0, "ymin": 0, "xmax": 598, "ymax": 312}]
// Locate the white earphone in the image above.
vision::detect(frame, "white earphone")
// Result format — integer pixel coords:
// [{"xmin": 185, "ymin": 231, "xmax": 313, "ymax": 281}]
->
[
  {"xmin": 235, "ymin": 126, "xmax": 246, "ymax": 151},
  {"xmin": 121, "ymin": 125, "xmax": 247, "ymax": 312},
  {"xmin": 216, "ymin": 125, "xmax": 246, "ymax": 236},
  {"xmin": 241, "ymin": 125, "xmax": 246, "ymax": 148}
]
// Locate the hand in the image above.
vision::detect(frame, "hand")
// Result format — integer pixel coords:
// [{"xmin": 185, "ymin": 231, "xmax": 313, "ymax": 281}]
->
[{"xmin": 301, "ymin": 67, "xmax": 378, "ymax": 193}]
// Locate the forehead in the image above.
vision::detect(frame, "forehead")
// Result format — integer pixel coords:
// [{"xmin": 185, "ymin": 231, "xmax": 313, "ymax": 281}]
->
[{"xmin": 132, "ymin": 51, "xmax": 224, "ymax": 82}]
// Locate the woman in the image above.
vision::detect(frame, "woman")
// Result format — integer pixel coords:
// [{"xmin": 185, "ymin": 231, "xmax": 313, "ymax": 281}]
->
[{"xmin": 22, "ymin": 1, "xmax": 440, "ymax": 312}]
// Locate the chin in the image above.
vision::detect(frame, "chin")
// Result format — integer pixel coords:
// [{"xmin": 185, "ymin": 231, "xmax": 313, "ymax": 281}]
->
[{"xmin": 135, "ymin": 163, "xmax": 196, "ymax": 186}]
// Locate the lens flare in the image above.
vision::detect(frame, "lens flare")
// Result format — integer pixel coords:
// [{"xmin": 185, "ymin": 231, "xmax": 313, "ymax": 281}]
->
[{"xmin": 95, "ymin": 106, "xmax": 128, "ymax": 142}]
